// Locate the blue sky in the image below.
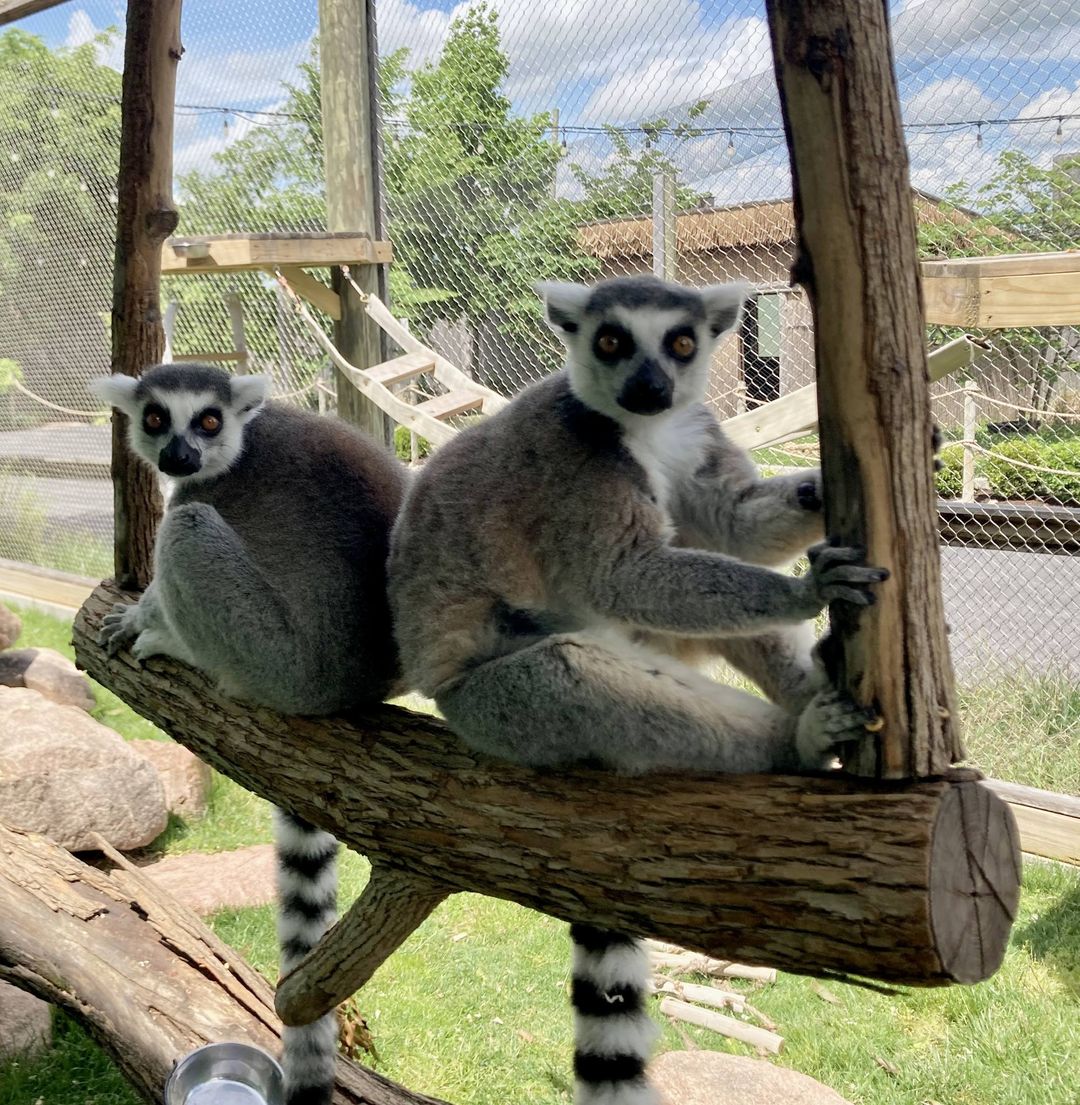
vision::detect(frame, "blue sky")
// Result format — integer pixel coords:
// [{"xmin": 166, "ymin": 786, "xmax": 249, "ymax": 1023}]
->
[{"xmin": 11, "ymin": 0, "xmax": 1080, "ymax": 206}]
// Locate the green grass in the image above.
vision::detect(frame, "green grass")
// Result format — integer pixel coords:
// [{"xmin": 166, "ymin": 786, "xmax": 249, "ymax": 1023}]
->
[{"xmin": 2, "ymin": 604, "xmax": 1079, "ymax": 1104}]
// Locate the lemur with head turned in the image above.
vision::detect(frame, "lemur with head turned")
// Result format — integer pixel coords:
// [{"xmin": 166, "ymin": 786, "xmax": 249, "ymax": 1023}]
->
[
  {"xmin": 91, "ymin": 364, "xmax": 408, "ymax": 1105},
  {"xmin": 388, "ymin": 275, "xmax": 891, "ymax": 1105}
]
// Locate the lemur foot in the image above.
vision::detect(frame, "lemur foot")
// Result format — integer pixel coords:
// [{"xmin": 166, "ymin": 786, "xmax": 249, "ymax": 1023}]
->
[
  {"xmin": 99, "ymin": 602, "xmax": 141, "ymax": 656},
  {"xmin": 795, "ymin": 688, "xmax": 876, "ymax": 770},
  {"xmin": 130, "ymin": 627, "xmax": 175, "ymax": 662}
]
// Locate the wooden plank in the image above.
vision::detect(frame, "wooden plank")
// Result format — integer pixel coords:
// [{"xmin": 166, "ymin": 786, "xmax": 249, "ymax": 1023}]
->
[
  {"xmin": 1002, "ymin": 805, "xmax": 1080, "ymax": 866},
  {"xmin": 364, "ymin": 352, "xmax": 436, "ymax": 386},
  {"xmin": 413, "ymin": 391, "xmax": 484, "ymax": 421},
  {"xmin": 0, "ymin": 559, "xmax": 97, "ymax": 611},
  {"xmin": 277, "ymin": 266, "xmax": 342, "ymax": 321},
  {"xmin": 161, "ymin": 234, "xmax": 392, "ymax": 274},
  {"xmin": 0, "ymin": 0, "xmax": 66, "ymax": 23},
  {"xmin": 923, "ymin": 250, "xmax": 1080, "ymax": 279},
  {"xmin": 722, "ymin": 334, "xmax": 980, "ymax": 450},
  {"xmin": 923, "ymin": 270, "xmax": 1080, "ymax": 328},
  {"xmin": 172, "ymin": 352, "xmax": 247, "ymax": 364},
  {"xmin": 984, "ymin": 779, "xmax": 1080, "ymax": 821}
]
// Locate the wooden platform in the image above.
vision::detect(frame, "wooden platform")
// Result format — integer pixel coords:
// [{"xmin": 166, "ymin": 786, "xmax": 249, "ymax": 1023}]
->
[
  {"xmin": 922, "ymin": 250, "xmax": 1080, "ymax": 328},
  {"xmin": 161, "ymin": 232, "xmax": 393, "ymax": 275}
]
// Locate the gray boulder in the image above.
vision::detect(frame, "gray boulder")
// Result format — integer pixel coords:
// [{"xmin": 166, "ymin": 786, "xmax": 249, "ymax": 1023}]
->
[
  {"xmin": 0, "ymin": 603, "xmax": 21, "ymax": 651},
  {"xmin": 653, "ymin": 1051, "xmax": 854, "ymax": 1105},
  {"xmin": 132, "ymin": 739, "xmax": 212, "ymax": 819},
  {"xmin": 23, "ymin": 647, "xmax": 96, "ymax": 712},
  {"xmin": 0, "ymin": 648, "xmax": 35, "ymax": 689},
  {"xmin": 0, "ymin": 687, "xmax": 168, "ymax": 851},
  {"xmin": 0, "ymin": 980, "xmax": 51, "ymax": 1061}
]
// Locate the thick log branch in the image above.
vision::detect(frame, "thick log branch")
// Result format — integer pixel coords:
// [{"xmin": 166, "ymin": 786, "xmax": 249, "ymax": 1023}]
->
[
  {"xmin": 764, "ymin": 0, "xmax": 962, "ymax": 777},
  {"xmin": 74, "ymin": 584, "xmax": 1020, "ymax": 988},
  {"xmin": 0, "ymin": 822, "xmax": 446, "ymax": 1105},
  {"xmin": 110, "ymin": 0, "xmax": 182, "ymax": 589}
]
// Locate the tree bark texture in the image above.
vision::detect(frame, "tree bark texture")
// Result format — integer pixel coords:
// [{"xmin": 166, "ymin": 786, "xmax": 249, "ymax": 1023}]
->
[
  {"xmin": 109, "ymin": 0, "xmax": 181, "ymax": 590},
  {"xmin": 764, "ymin": 0, "xmax": 962, "ymax": 777},
  {"xmin": 319, "ymin": 0, "xmax": 391, "ymax": 446},
  {"xmin": 0, "ymin": 822, "xmax": 447, "ymax": 1105},
  {"xmin": 74, "ymin": 584, "xmax": 1020, "ymax": 988}
]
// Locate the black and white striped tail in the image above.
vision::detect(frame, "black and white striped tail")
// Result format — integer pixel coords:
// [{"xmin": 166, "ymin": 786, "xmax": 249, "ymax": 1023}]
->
[
  {"xmin": 570, "ymin": 925, "xmax": 659, "ymax": 1105},
  {"xmin": 274, "ymin": 809, "xmax": 340, "ymax": 1105}
]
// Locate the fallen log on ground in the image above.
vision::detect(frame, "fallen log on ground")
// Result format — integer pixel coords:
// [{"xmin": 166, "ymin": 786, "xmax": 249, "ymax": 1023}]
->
[{"xmin": 0, "ymin": 821, "xmax": 446, "ymax": 1105}]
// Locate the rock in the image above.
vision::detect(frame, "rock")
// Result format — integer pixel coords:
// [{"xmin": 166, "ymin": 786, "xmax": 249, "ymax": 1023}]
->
[
  {"xmin": 0, "ymin": 603, "xmax": 21, "ymax": 650},
  {"xmin": 140, "ymin": 844, "xmax": 277, "ymax": 914},
  {"xmin": 22, "ymin": 647, "xmax": 96, "ymax": 712},
  {"xmin": 0, "ymin": 647, "xmax": 36, "ymax": 689},
  {"xmin": 0, "ymin": 687, "xmax": 168, "ymax": 852},
  {"xmin": 131, "ymin": 739, "xmax": 212, "ymax": 819},
  {"xmin": 653, "ymin": 1051, "xmax": 853, "ymax": 1105},
  {"xmin": 0, "ymin": 980, "xmax": 51, "ymax": 1061}
]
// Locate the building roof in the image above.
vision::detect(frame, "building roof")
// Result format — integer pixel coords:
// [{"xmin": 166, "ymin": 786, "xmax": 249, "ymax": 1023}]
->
[{"xmin": 577, "ymin": 190, "xmax": 1011, "ymax": 260}]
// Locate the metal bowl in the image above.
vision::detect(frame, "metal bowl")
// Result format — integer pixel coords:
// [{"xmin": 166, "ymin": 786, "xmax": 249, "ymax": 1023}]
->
[{"xmin": 163, "ymin": 1042, "xmax": 285, "ymax": 1105}]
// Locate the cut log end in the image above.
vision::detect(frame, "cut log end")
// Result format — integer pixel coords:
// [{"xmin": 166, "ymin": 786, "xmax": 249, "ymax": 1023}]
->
[{"xmin": 930, "ymin": 781, "xmax": 1022, "ymax": 983}]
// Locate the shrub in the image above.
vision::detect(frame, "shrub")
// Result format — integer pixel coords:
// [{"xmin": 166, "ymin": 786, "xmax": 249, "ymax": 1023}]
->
[
  {"xmin": 935, "ymin": 443, "xmax": 966, "ymax": 498},
  {"xmin": 393, "ymin": 424, "xmax": 432, "ymax": 462},
  {"xmin": 983, "ymin": 437, "xmax": 1080, "ymax": 505}
]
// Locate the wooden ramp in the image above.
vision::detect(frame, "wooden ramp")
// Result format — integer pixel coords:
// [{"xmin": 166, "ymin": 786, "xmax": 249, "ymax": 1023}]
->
[{"xmin": 279, "ymin": 272, "xmax": 507, "ymax": 448}]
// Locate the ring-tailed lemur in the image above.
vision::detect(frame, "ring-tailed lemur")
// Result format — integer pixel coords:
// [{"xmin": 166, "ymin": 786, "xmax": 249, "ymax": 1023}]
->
[
  {"xmin": 91, "ymin": 364, "xmax": 408, "ymax": 1105},
  {"xmin": 388, "ymin": 276, "xmax": 892, "ymax": 1105}
]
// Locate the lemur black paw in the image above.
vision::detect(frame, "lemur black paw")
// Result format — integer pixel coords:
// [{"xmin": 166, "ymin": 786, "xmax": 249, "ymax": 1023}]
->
[{"xmin": 796, "ymin": 477, "xmax": 823, "ymax": 512}]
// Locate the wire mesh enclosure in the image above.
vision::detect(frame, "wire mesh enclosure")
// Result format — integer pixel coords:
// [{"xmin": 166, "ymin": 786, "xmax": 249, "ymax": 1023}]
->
[{"xmin": 0, "ymin": 0, "xmax": 1076, "ymax": 791}]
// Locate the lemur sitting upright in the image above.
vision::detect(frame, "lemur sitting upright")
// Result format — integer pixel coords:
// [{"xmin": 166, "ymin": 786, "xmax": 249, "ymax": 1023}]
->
[
  {"xmin": 387, "ymin": 275, "xmax": 891, "ymax": 1105},
  {"xmin": 92, "ymin": 364, "xmax": 408, "ymax": 1105}
]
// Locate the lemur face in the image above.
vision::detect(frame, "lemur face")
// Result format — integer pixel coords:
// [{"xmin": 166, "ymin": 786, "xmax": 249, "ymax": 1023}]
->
[
  {"xmin": 538, "ymin": 275, "xmax": 749, "ymax": 421},
  {"xmin": 91, "ymin": 364, "xmax": 269, "ymax": 482}
]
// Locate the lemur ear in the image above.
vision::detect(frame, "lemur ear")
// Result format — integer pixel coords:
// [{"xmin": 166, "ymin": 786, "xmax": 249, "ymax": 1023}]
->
[
  {"xmin": 700, "ymin": 282, "xmax": 751, "ymax": 339},
  {"xmin": 89, "ymin": 374, "xmax": 139, "ymax": 414},
  {"xmin": 230, "ymin": 373, "xmax": 270, "ymax": 415},
  {"xmin": 535, "ymin": 281, "xmax": 591, "ymax": 338}
]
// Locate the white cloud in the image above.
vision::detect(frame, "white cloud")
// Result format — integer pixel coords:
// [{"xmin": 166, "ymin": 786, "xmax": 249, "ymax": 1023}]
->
[
  {"xmin": 64, "ymin": 8, "xmax": 124, "ymax": 70},
  {"xmin": 176, "ymin": 41, "xmax": 310, "ymax": 108},
  {"xmin": 903, "ymin": 77, "xmax": 997, "ymax": 125}
]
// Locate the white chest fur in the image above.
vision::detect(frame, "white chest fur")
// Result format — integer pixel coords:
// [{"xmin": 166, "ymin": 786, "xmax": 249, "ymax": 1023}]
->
[{"xmin": 623, "ymin": 408, "xmax": 711, "ymax": 523}]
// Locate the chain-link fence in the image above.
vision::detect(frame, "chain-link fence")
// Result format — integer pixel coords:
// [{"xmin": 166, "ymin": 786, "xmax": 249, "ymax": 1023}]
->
[{"xmin": 0, "ymin": 0, "xmax": 1077, "ymax": 791}]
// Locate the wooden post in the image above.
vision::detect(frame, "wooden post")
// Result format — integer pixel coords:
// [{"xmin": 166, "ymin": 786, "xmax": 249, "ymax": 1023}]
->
[
  {"xmin": 109, "ymin": 0, "xmax": 183, "ymax": 590},
  {"xmin": 962, "ymin": 380, "xmax": 978, "ymax": 502},
  {"xmin": 225, "ymin": 289, "xmax": 249, "ymax": 372},
  {"xmin": 764, "ymin": 0, "xmax": 962, "ymax": 778},
  {"xmin": 319, "ymin": 0, "xmax": 391, "ymax": 445},
  {"xmin": 652, "ymin": 170, "xmax": 677, "ymax": 281}
]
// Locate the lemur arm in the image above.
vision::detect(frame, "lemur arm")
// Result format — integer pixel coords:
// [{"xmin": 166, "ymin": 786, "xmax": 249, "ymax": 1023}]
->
[
  {"xmin": 590, "ymin": 540, "xmax": 882, "ymax": 638},
  {"xmin": 669, "ymin": 411, "xmax": 824, "ymax": 567}
]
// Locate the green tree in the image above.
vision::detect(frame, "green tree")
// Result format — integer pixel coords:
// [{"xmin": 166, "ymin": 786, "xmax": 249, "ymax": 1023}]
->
[
  {"xmin": 570, "ymin": 104, "xmax": 712, "ymax": 221},
  {"xmin": 0, "ymin": 28, "xmax": 121, "ymax": 418}
]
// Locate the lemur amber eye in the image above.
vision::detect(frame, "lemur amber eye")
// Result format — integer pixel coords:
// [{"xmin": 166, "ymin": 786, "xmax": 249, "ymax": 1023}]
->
[
  {"xmin": 597, "ymin": 333, "xmax": 620, "ymax": 356},
  {"xmin": 199, "ymin": 412, "xmax": 222, "ymax": 434},
  {"xmin": 672, "ymin": 334, "xmax": 696, "ymax": 358},
  {"xmin": 144, "ymin": 411, "xmax": 163, "ymax": 430}
]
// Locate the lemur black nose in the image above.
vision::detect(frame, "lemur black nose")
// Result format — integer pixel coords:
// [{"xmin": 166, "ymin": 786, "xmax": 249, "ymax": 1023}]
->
[
  {"xmin": 158, "ymin": 436, "xmax": 201, "ymax": 477},
  {"xmin": 617, "ymin": 359, "xmax": 673, "ymax": 415}
]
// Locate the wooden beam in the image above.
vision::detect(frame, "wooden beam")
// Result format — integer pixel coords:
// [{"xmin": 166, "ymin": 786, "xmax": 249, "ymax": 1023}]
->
[
  {"xmin": 109, "ymin": 0, "xmax": 183, "ymax": 590},
  {"xmin": 320, "ymin": 0, "xmax": 391, "ymax": 445},
  {"xmin": 413, "ymin": 391, "xmax": 484, "ymax": 421},
  {"xmin": 765, "ymin": 0, "xmax": 961, "ymax": 778},
  {"xmin": 722, "ymin": 333, "xmax": 983, "ymax": 451},
  {"xmin": 937, "ymin": 501, "xmax": 1080, "ymax": 555},
  {"xmin": 73, "ymin": 583, "xmax": 1021, "ymax": 989},
  {"xmin": 160, "ymin": 233, "xmax": 391, "ymax": 274},
  {"xmin": 983, "ymin": 780, "xmax": 1080, "ymax": 866},
  {"xmin": 277, "ymin": 265, "xmax": 343, "ymax": 320},
  {"xmin": 0, "ymin": 0, "xmax": 65, "ymax": 23},
  {"xmin": 922, "ymin": 265, "xmax": 1080, "ymax": 328}
]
